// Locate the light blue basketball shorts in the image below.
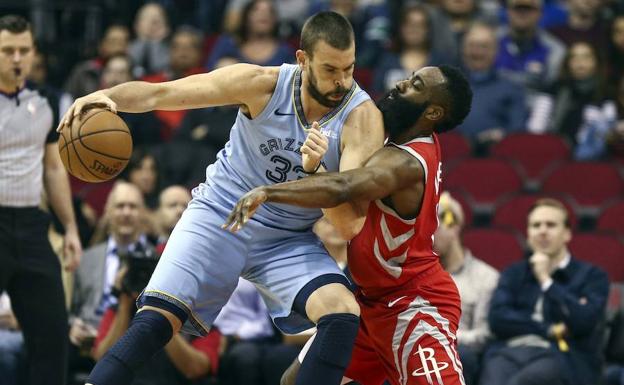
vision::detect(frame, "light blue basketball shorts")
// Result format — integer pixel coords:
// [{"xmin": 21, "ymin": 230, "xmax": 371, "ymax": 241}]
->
[{"xmin": 138, "ymin": 189, "xmax": 346, "ymax": 336}]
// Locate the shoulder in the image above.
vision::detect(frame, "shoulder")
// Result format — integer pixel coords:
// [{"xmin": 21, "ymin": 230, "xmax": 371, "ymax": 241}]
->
[
  {"xmin": 570, "ymin": 258, "xmax": 609, "ymax": 281},
  {"xmin": 228, "ymin": 63, "xmax": 280, "ymax": 94},
  {"xmin": 344, "ymin": 100, "xmax": 382, "ymax": 126}
]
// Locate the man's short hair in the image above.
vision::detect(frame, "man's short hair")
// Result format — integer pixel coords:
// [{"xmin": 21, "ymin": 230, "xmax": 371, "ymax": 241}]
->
[
  {"xmin": 0, "ymin": 15, "xmax": 32, "ymax": 35},
  {"xmin": 300, "ymin": 12, "xmax": 354, "ymax": 57},
  {"xmin": 528, "ymin": 198, "xmax": 571, "ymax": 228},
  {"xmin": 436, "ymin": 65, "xmax": 473, "ymax": 133}
]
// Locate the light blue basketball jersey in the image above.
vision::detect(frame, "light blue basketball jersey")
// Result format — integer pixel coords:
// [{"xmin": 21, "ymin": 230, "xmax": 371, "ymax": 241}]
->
[
  {"xmin": 141, "ymin": 64, "xmax": 373, "ymax": 336},
  {"xmin": 201, "ymin": 63, "xmax": 371, "ymax": 230}
]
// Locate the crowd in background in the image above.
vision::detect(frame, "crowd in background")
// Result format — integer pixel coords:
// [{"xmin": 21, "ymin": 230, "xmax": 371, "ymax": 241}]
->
[{"xmin": 1, "ymin": 0, "xmax": 624, "ymax": 384}]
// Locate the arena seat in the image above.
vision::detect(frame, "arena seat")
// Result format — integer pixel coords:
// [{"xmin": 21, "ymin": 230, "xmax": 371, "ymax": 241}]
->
[
  {"xmin": 491, "ymin": 133, "xmax": 570, "ymax": 188},
  {"xmin": 541, "ymin": 162, "xmax": 624, "ymax": 212},
  {"xmin": 569, "ymin": 233, "xmax": 624, "ymax": 282},
  {"xmin": 597, "ymin": 200, "xmax": 624, "ymax": 236},
  {"xmin": 438, "ymin": 132, "xmax": 471, "ymax": 165},
  {"xmin": 462, "ymin": 227, "xmax": 525, "ymax": 271},
  {"xmin": 492, "ymin": 193, "xmax": 578, "ymax": 233},
  {"xmin": 443, "ymin": 158, "xmax": 524, "ymax": 210}
]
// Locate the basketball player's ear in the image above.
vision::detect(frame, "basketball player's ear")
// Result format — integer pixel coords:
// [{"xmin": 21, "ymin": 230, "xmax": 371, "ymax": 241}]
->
[
  {"xmin": 295, "ymin": 50, "xmax": 307, "ymax": 69},
  {"xmin": 424, "ymin": 105, "xmax": 444, "ymax": 122}
]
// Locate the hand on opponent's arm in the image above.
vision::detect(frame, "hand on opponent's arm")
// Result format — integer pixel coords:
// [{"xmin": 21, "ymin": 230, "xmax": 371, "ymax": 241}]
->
[{"xmin": 222, "ymin": 147, "xmax": 422, "ymax": 232}]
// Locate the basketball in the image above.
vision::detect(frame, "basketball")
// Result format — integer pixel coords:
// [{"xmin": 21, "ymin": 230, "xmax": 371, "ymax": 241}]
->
[{"xmin": 58, "ymin": 109, "xmax": 133, "ymax": 183}]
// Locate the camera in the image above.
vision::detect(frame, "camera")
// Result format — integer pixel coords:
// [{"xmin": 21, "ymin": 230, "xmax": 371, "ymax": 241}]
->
[{"xmin": 119, "ymin": 243, "xmax": 160, "ymax": 294}]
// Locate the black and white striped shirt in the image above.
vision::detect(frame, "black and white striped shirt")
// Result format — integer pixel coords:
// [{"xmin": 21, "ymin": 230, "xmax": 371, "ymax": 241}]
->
[{"xmin": 0, "ymin": 85, "xmax": 58, "ymax": 207}]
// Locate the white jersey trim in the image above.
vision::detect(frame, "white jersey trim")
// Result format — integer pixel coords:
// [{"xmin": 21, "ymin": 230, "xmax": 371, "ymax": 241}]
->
[{"xmin": 374, "ymin": 200, "xmax": 416, "ymax": 225}]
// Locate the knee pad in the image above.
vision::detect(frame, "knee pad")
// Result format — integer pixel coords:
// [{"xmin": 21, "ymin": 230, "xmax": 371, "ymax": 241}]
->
[{"xmin": 315, "ymin": 313, "xmax": 360, "ymax": 368}]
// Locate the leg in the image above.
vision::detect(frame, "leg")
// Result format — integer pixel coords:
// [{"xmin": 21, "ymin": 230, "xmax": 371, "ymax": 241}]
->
[
  {"xmin": 245, "ymin": 228, "xmax": 360, "ymax": 385},
  {"xmin": 9, "ymin": 208, "xmax": 68, "ymax": 385},
  {"xmin": 293, "ymin": 282, "xmax": 360, "ymax": 385},
  {"xmin": 457, "ymin": 345, "xmax": 480, "ymax": 385},
  {"xmin": 88, "ymin": 198, "xmax": 247, "ymax": 385},
  {"xmin": 507, "ymin": 351, "xmax": 565, "ymax": 385},
  {"xmin": 0, "ymin": 330, "xmax": 25, "ymax": 385},
  {"xmin": 478, "ymin": 349, "xmax": 520, "ymax": 385}
]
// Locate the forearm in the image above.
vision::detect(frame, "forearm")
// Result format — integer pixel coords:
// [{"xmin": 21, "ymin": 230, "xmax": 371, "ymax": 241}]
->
[
  {"xmin": 165, "ymin": 334, "xmax": 211, "ymax": 379},
  {"xmin": 265, "ymin": 168, "xmax": 392, "ymax": 208},
  {"xmin": 44, "ymin": 166, "xmax": 77, "ymax": 232},
  {"xmin": 101, "ymin": 82, "xmax": 165, "ymax": 113},
  {"xmin": 92, "ymin": 304, "xmax": 132, "ymax": 360}
]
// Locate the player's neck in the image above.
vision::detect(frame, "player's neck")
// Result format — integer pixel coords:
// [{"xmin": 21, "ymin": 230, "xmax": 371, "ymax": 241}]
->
[{"xmin": 300, "ymin": 87, "xmax": 333, "ymax": 122}]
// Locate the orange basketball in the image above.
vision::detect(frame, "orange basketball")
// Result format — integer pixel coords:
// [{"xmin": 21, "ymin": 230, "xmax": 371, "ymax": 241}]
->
[{"xmin": 58, "ymin": 109, "xmax": 133, "ymax": 183}]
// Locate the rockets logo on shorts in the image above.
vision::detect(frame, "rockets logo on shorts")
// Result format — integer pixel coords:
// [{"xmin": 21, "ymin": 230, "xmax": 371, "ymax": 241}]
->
[{"xmin": 412, "ymin": 345, "xmax": 450, "ymax": 385}]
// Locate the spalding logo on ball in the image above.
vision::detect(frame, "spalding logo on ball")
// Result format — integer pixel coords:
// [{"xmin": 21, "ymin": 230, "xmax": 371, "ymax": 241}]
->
[{"xmin": 58, "ymin": 109, "xmax": 133, "ymax": 183}]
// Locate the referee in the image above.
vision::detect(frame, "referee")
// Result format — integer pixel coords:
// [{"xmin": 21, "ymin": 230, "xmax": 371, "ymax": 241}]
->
[{"xmin": 0, "ymin": 15, "xmax": 82, "ymax": 385}]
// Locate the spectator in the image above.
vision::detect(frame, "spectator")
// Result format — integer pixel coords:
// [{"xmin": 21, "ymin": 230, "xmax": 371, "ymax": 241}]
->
[
  {"xmin": 429, "ymin": 0, "xmax": 496, "ymax": 66},
  {"xmin": 214, "ymin": 278, "xmax": 278, "ymax": 385},
  {"xmin": 155, "ymin": 185, "xmax": 191, "ymax": 243},
  {"xmin": 64, "ymin": 23, "xmax": 130, "ymax": 98},
  {"xmin": 0, "ymin": 293, "xmax": 24, "ymax": 385},
  {"xmin": 143, "ymin": 26, "xmax": 205, "ymax": 140},
  {"xmin": 128, "ymin": 3, "xmax": 170, "ymax": 78},
  {"xmin": 119, "ymin": 148, "xmax": 161, "ymax": 210},
  {"xmin": 27, "ymin": 50, "xmax": 73, "ymax": 125},
  {"xmin": 99, "ymin": 54, "xmax": 162, "ymax": 147},
  {"xmin": 434, "ymin": 192, "xmax": 499, "ymax": 385},
  {"xmin": 223, "ymin": 0, "xmax": 309, "ymax": 39},
  {"xmin": 206, "ymin": 0, "xmax": 295, "ymax": 71},
  {"xmin": 547, "ymin": 0, "xmax": 608, "ymax": 50},
  {"xmin": 496, "ymin": 0, "xmax": 566, "ymax": 97},
  {"xmin": 529, "ymin": 41, "xmax": 616, "ymax": 160},
  {"xmin": 459, "ymin": 22, "xmax": 527, "ymax": 147},
  {"xmin": 607, "ymin": 75, "xmax": 624, "ymax": 159},
  {"xmin": 308, "ymin": 0, "xmax": 390, "ymax": 68},
  {"xmin": 0, "ymin": 15, "xmax": 82, "ymax": 385},
  {"xmin": 68, "ymin": 183, "xmax": 151, "ymax": 378},
  {"xmin": 479, "ymin": 198, "xmax": 609, "ymax": 385},
  {"xmin": 173, "ymin": 56, "xmax": 239, "ymax": 151},
  {"xmin": 373, "ymin": 3, "xmax": 447, "ymax": 96},
  {"xmin": 92, "ymin": 184, "xmax": 218, "ymax": 385}
]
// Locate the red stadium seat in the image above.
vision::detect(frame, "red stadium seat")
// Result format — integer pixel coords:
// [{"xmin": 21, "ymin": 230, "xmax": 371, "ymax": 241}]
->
[
  {"xmin": 493, "ymin": 193, "xmax": 578, "ymax": 233},
  {"xmin": 570, "ymin": 233, "xmax": 624, "ymax": 282},
  {"xmin": 462, "ymin": 228, "xmax": 525, "ymax": 271},
  {"xmin": 438, "ymin": 132, "xmax": 471, "ymax": 165},
  {"xmin": 597, "ymin": 200, "xmax": 624, "ymax": 236},
  {"xmin": 541, "ymin": 162, "xmax": 624, "ymax": 211},
  {"xmin": 443, "ymin": 158, "xmax": 523, "ymax": 209},
  {"xmin": 491, "ymin": 133, "xmax": 570, "ymax": 186}
]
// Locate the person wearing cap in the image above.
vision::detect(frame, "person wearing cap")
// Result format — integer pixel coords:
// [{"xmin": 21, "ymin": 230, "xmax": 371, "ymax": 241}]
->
[
  {"xmin": 434, "ymin": 192, "xmax": 499, "ymax": 385},
  {"xmin": 496, "ymin": 0, "xmax": 565, "ymax": 96}
]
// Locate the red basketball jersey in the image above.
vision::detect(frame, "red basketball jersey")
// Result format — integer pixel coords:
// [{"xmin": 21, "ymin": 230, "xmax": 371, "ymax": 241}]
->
[{"xmin": 348, "ymin": 134, "xmax": 442, "ymax": 290}]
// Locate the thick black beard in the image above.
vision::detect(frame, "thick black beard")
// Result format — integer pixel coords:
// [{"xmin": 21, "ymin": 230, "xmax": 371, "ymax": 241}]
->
[
  {"xmin": 376, "ymin": 89, "xmax": 428, "ymax": 139},
  {"xmin": 306, "ymin": 67, "xmax": 348, "ymax": 109}
]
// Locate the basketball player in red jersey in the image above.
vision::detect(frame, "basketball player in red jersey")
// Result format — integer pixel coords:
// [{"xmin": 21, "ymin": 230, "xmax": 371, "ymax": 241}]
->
[{"xmin": 224, "ymin": 65, "xmax": 473, "ymax": 385}]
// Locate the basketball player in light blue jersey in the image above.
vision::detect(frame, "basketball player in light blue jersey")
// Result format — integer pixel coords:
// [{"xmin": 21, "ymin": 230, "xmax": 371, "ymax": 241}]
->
[{"xmin": 58, "ymin": 12, "xmax": 384, "ymax": 385}]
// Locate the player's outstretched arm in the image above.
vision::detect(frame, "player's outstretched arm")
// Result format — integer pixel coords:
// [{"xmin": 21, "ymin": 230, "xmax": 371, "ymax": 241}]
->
[
  {"xmin": 57, "ymin": 63, "xmax": 277, "ymax": 132},
  {"xmin": 223, "ymin": 147, "xmax": 423, "ymax": 232}
]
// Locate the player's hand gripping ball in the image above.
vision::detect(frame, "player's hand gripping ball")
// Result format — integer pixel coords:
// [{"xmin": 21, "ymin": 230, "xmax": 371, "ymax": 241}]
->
[{"xmin": 58, "ymin": 109, "xmax": 133, "ymax": 183}]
